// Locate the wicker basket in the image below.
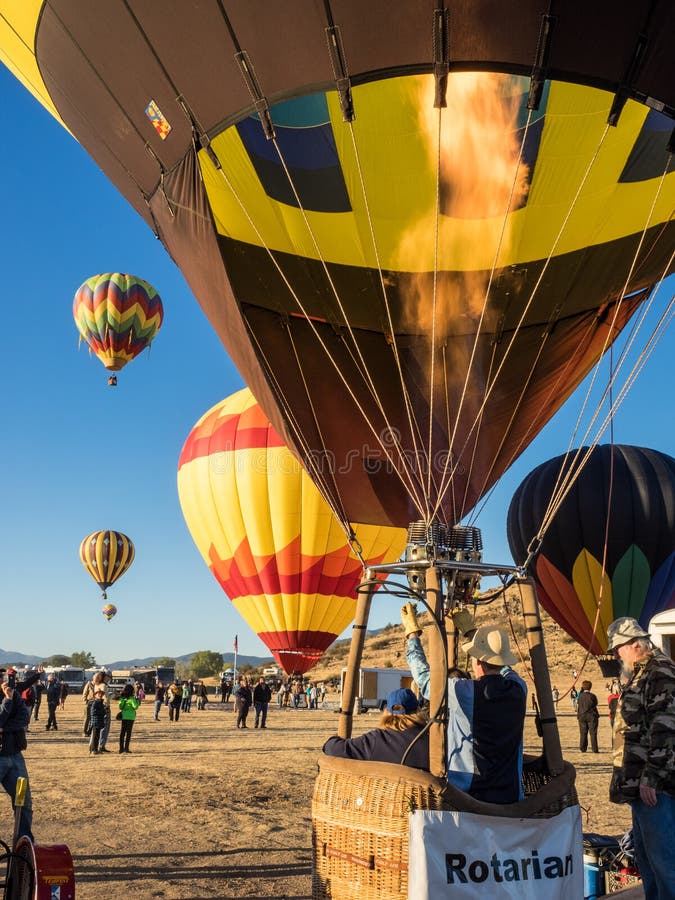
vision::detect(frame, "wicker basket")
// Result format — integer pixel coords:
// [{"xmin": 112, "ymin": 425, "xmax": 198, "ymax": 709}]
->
[{"xmin": 312, "ymin": 754, "xmax": 578, "ymax": 900}]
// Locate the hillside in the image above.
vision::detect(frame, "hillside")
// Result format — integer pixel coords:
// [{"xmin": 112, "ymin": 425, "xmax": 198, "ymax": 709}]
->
[{"xmin": 310, "ymin": 588, "xmax": 610, "ymax": 701}]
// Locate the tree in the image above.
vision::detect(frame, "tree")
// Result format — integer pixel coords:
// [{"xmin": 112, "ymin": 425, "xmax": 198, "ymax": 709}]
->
[
  {"xmin": 44, "ymin": 654, "xmax": 71, "ymax": 667},
  {"xmin": 190, "ymin": 651, "xmax": 224, "ymax": 678},
  {"xmin": 71, "ymin": 651, "xmax": 96, "ymax": 668},
  {"xmin": 152, "ymin": 657, "xmax": 176, "ymax": 667}
]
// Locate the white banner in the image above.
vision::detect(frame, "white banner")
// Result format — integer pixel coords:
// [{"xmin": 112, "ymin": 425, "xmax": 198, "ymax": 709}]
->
[{"xmin": 408, "ymin": 806, "xmax": 583, "ymax": 899}]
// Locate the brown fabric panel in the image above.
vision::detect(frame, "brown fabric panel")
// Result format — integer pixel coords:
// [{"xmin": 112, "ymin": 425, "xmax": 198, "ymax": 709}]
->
[
  {"xmin": 239, "ymin": 294, "xmax": 641, "ymax": 527},
  {"xmin": 146, "ymin": 149, "xmax": 298, "ymax": 455}
]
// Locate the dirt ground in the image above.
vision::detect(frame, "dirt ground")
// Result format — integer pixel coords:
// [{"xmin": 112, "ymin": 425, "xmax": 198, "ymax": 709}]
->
[{"xmin": 0, "ymin": 692, "xmax": 631, "ymax": 900}]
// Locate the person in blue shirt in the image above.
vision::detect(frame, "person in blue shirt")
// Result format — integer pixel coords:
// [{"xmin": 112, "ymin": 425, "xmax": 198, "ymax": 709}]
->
[
  {"xmin": 323, "ymin": 687, "xmax": 429, "ymax": 770},
  {"xmin": 402, "ymin": 602, "xmax": 527, "ymax": 803}
]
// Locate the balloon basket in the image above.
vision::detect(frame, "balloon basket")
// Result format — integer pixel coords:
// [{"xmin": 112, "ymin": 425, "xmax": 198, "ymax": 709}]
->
[
  {"xmin": 1, "ymin": 838, "xmax": 74, "ymax": 900},
  {"xmin": 312, "ymin": 755, "xmax": 578, "ymax": 899}
]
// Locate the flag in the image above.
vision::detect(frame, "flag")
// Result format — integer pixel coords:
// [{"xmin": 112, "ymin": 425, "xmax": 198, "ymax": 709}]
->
[{"xmin": 233, "ymin": 635, "xmax": 238, "ymax": 653}]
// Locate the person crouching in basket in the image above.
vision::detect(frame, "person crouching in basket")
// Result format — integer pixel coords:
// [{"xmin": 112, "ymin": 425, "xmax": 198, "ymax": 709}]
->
[{"xmin": 322, "ymin": 688, "xmax": 429, "ymax": 770}]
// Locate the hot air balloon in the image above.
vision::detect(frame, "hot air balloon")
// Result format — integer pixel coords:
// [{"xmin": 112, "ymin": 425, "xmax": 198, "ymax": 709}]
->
[
  {"xmin": 1, "ymin": 6, "xmax": 673, "ymax": 529},
  {"xmin": 507, "ymin": 445, "xmax": 675, "ymax": 655},
  {"xmin": 79, "ymin": 531, "xmax": 135, "ymax": 601},
  {"xmin": 73, "ymin": 273, "xmax": 163, "ymax": 381},
  {"xmin": 102, "ymin": 603, "xmax": 117, "ymax": 622},
  {"xmin": 177, "ymin": 389, "xmax": 406, "ymax": 674}
]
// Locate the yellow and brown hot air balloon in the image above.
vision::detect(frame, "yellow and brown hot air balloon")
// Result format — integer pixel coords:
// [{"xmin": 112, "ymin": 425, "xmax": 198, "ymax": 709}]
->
[
  {"xmin": 1, "ymin": 5, "xmax": 673, "ymax": 527},
  {"xmin": 79, "ymin": 530, "xmax": 135, "ymax": 600},
  {"xmin": 73, "ymin": 273, "xmax": 163, "ymax": 381},
  {"xmin": 177, "ymin": 389, "xmax": 406, "ymax": 674}
]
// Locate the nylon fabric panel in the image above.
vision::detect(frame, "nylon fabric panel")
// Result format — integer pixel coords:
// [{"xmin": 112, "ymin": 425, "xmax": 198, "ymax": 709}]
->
[
  {"xmin": 535, "ymin": 555, "xmax": 600, "ymax": 653},
  {"xmin": 571, "ymin": 550, "xmax": 614, "ymax": 651},
  {"xmin": 200, "ymin": 77, "xmax": 673, "ymax": 271},
  {"xmin": 0, "ymin": 1, "xmax": 62, "ymax": 123},
  {"xmin": 612, "ymin": 546, "xmax": 652, "ymax": 622}
]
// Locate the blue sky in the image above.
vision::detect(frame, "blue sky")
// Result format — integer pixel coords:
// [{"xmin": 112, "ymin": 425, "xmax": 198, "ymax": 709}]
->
[{"xmin": 1, "ymin": 65, "xmax": 672, "ymax": 666}]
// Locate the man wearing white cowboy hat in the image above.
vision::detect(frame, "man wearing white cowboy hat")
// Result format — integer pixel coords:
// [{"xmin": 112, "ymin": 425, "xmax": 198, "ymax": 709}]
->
[
  {"xmin": 607, "ymin": 616, "xmax": 675, "ymax": 899},
  {"xmin": 402, "ymin": 603, "xmax": 527, "ymax": 803}
]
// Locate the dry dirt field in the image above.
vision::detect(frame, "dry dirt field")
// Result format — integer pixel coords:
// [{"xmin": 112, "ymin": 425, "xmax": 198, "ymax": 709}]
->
[{"xmin": 1, "ymin": 690, "xmax": 631, "ymax": 900}]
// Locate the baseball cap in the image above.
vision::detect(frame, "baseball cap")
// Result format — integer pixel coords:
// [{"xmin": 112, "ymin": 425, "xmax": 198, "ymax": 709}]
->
[
  {"xmin": 386, "ymin": 688, "xmax": 419, "ymax": 715},
  {"xmin": 607, "ymin": 617, "xmax": 650, "ymax": 652}
]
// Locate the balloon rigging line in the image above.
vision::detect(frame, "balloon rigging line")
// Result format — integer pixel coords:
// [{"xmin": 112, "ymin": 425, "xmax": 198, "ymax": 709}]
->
[
  {"xmin": 466, "ymin": 313, "xmax": 610, "ymax": 527},
  {"xmin": 534, "ymin": 246, "xmax": 675, "ymax": 547},
  {"xmin": 428, "ymin": 106, "xmax": 442, "ymax": 506},
  {"xmin": 219, "ymin": 0, "xmax": 430, "ymax": 514},
  {"xmin": 457, "ymin": 341, "xmax": 501, "ymax": 522},
  {"xmin": 441, "ymin": 347, "xmax": 459, "ymax": 523},
  {"xmin": 430, "ymin": 106, "xmax": 537, "ymax": 523},
  {"xmin": 203, "ymin": 150, "xmax": 428, "ymax": 521},
  {"xmin": 245, "ymin": 325, "xmax": 355, "ymax": 541},
  {"xmin": 553, "ymin": 156, "xmax": 673, "ymax": 479},
  {"xmin": 344, "ymin": 121, "xmax": 434, "ymax": 516},
  {"xmin": 522, "ymin": 288, "xmax": 674, "ymax": 573},
  {"xmin": 432, "ymin": 123, "xmax": 613, "ymax": 522},
  {"xmin": 467, "ymin": 331, "xmax": 552, "ymax": 523}
]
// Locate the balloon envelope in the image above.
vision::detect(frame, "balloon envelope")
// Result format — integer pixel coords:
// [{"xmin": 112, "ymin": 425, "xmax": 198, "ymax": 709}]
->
[
  {"xmin": 2, "ymin": 6, "xmax": 673, "ymax": 526},
  {"xmin": 177, "ymin": 389, "xmax": 406, "ymax": 673},
  {"xmin": 102, "ymin": 603, "xmax": 117, "ymax": 622},
  {"xmin": 79, "ymin": 531, "xmax": 135, "ymax": 599},
  {"xmin": 73, "ymin": 273, "xmax": 163, "ymax": 373},
  {"xmin": 507, "ymin": 446, "xmax": 675, "ymax": 654}
]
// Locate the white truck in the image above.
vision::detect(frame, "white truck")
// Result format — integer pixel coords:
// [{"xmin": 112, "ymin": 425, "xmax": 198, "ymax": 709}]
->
[{"xmin": 340, "ymin": 667, "xmax": 415, "ymax": 712}]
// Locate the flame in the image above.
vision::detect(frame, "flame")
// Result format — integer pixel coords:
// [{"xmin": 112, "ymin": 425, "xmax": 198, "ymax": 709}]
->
[{"xmin": 395, "ymin": 73, "xmax": 531, "ymax": 517}]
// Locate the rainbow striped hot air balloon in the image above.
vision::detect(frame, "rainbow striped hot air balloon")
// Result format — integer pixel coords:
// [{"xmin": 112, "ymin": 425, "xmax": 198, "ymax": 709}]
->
[
  {"xmin": 73, "ymin": 273, "xmax": 163, "ymax": 379},
  {"xmin": 102, "ymin": 603, "xmax": 118, "ymax": 622},
  {"xmin": 177, "ymin": 389, "xmax": 406, "ymax": 675}
]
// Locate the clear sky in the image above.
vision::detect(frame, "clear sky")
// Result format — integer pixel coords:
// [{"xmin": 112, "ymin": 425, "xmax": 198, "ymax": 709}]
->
[{"xmin": 1, "ymin": 65, "xmax": 673, "ymax": 666}]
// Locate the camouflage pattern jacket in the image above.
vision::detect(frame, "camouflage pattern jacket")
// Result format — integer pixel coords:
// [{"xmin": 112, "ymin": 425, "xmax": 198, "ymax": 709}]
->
[{"xmin": 610, "ymin": 649, "xmax": 675, "ymax": 803}]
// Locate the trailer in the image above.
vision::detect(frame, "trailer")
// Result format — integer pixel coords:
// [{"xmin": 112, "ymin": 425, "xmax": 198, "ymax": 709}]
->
[{"xmin": 340, "ymin": 667, "xmax": 414, "ymax": 712}]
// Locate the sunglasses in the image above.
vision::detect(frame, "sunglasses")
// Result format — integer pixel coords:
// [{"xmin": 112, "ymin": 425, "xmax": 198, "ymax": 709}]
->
[{"xmin": 611, "ymin": 638, "xmax": 636, "ymax": 658}]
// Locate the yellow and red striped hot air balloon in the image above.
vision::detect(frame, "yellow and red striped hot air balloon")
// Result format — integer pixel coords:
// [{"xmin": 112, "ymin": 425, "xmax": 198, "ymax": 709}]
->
[
  {"xmin": 177, "ymin": 389, "xmax": 406, "ymax": 675},
  {"xmin": 73, "ymin": 273, "xmax": 163, "ymax": 380}
]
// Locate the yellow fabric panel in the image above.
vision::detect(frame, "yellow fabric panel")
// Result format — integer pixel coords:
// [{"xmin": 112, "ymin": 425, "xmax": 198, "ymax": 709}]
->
[
  {"xmin": 0, "ymin": 2, "xmax": 66, "ymax": 127},
  {"xmin": 177, "ymin": 453, "xmax": 243, "ymax": 564},
  {"xmin": 571, "ymin": 549, "xmax": 615, "ymax": 645},
  {"xmin": 200, "ymin": 74, "xmax": 673, "ymax": 272},
  {"xmin": 232, "ymin": 593, "xmax": 356, "ymax": 636}
]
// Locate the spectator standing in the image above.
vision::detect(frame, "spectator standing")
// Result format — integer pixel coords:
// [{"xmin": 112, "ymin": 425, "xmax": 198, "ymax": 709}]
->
[
  {"xmin": 607, "ymin": 616, "xmax": 675, "ymax": 898},
  {"xmin": 551, "ymin": 685, "xmax": 560, "ymax": 709},
  {"xmin": 45, "ymin": 674, "xmax": 60, "ymax": 731},
  {"xmin": 32, "ymin": 679, "xmax": 44, "ymax": 722},
  {"xmin": 118, "ymin": 684, "xmax": 140, "ymax": 753},
  {"xmin": 576, "ymin": 680, "xmax": 600, "ymax": 753},
  {"xmin": 58, "ymin": 681, "xmax": 69, "ymax": 710},
  {"xmin": 253, "ymin": 677, "xmax": 272, "ymax": 729},
  {"xmin": 607, "ymin": 685, "xmax": 621, "ymax": 730},
  {"xmin": 89, "ymin": 689, "xmax": 106, "ymax": 755},
  {"xmin": 0, "ymin": 676, "xmax": 33, "ymax": 840},
  {"xmin": 154, "ymin": 682, "xmax": 165, "ymax": 720},
  {"xmin": 308, "ymin": 682, "xmax": 318, "ymax": 710},
  {"xmin": 234, "ymin": 678, "xmax": 252, "ymax": 729},
  {"xmin": 181, "ymin": 681, "xmax": 192, "ymax": 713},
  {"xmin": 167, "ymin": 683, "xmax": 182, "ymax": 722},
  {"xmin": 197, "ymin": 683, "xmax": 209, "ymax": 710}
]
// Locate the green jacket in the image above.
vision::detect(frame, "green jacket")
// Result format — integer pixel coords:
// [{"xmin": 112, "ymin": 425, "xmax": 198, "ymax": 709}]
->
[
  {"xmin": 610, "ymin": 649, "xmax": 675, "ymax": 802},
  {"xmin": 118, "ymin": 696, "xmax": 140, "ymax": 721}
]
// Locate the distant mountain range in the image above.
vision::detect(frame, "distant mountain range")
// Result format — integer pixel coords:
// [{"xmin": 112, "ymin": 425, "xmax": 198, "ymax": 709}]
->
[{"xmin": 0, "ymin": 648, "xmax": 273, "ymax": 669}]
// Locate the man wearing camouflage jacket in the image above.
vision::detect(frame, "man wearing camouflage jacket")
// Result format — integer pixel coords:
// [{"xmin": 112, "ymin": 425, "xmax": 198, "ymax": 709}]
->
[{"xmin": 607, "ymin": 617, "xmax": 675, "ymax": 899}]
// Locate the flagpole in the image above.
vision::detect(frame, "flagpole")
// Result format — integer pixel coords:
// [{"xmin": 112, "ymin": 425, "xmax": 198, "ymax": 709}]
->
[{"xmin": 233, "ymin": 634, "xmax": 238, "ymax": 684}]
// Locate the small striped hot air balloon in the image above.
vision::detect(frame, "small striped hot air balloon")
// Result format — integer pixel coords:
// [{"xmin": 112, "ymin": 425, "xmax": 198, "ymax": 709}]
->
[
  {"xmin": 79, "ymin": 531, "xmax": 135, "ymax": 600},
  {"xmin": 177, "ymin": 389, "xmax": 406, "ymax": 675},
  {"xmin": 73, "ymin": 273, "xmax": 163, "ymax": 383},
  {"xmin": 102, "ymin": 603, "xmax": 118, "ymax": 622}
]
